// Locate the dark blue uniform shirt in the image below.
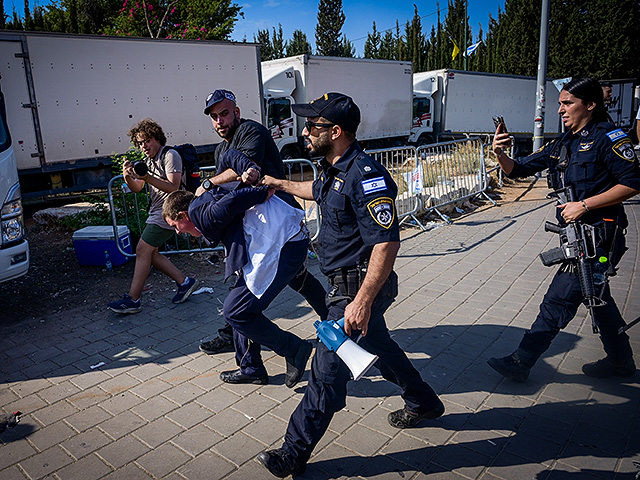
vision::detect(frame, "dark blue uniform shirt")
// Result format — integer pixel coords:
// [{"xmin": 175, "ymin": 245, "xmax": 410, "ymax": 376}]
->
[
  {"xmin": 312, "ymin": 141, "xmax": 400, "ymax": 274},
  {"xmin": 509, "ymin": 120, "xmax": 640, "ymax": 225}
]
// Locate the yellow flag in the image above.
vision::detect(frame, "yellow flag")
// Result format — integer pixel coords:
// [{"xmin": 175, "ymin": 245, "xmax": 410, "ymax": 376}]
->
[{"xmin": 452, "ymin": 40, "xmax": 460, "ymax": 60}]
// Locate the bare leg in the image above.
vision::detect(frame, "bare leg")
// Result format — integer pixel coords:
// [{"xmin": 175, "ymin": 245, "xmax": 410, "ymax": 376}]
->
[{"xmin": 128, "ymin": 239, "xmax": 186, "ymax": 300}]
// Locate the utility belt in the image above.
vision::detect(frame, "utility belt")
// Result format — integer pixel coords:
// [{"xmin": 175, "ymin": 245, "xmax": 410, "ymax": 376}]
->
[{"xmin": 327, "ymin": 261, "xmax": 398, "ymax": 301}]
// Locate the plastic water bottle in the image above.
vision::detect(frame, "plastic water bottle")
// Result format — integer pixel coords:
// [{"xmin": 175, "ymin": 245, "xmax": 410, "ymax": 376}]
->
[{"xmin": 104, "ymin": 250, "xmax": 113, "ymax": 271}]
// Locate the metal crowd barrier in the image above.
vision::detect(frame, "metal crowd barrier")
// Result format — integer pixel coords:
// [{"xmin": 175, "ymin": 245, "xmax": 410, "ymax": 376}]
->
[
  {"xmin": 107, "ymin": 175, "xmax": 222, "ymax": 258},
  {"xmin": 416, "ymin": 137, "xmax": 495, "ymax": 223},
  {"xmin": 107, "ymin": 158, "xmax": 320, "ymax": 258},
  {"xmin": 367, "ymin": 146, "xmax": 427, "ymax": 230}
]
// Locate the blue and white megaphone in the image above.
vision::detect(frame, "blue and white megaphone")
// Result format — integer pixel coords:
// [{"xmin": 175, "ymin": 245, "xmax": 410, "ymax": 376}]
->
[{"xmin": 314, "ymin": 318, "xmax": 379, "ymax": 381}]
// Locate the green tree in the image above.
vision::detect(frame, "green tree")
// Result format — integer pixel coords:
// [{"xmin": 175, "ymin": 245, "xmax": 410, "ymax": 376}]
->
[
  {"xmin": 104, "ymin": 0, "xmax": 242, "ymax": 40},
  {"xmin": 443, "ymin": 0, "xmax": 471, "ymax": 70},
  {"xmin": 405, "ymin": 5, "xmax": 426, "ymax": 71},
  {"xmin": 254, "ymin": 28, "xmax": 273, "ymax": 60},
  {"xmin": 271, "ymin": 23, "xmax": 285, "ymax": 59},
  {"xmin": 315, "ymin": 0, "xmax": 345, "ymax": 56},
  {"xmin": 363, "ymin": 21, "xmax": 381, "ymax": 59},
  {"xmin": 378, "ymin": 28, "xmax": 396, "ymax": 60},
  {"xmin": 339, "ymin": 34, "xmax": 354, "ymax": 57},
  {"xmin": 286, "ymin": 29, "xmax": 312, "ymax": 56}
]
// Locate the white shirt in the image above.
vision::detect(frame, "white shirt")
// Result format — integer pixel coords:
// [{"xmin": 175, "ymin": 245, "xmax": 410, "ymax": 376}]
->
[{"xmin": 242, "ymin": 195, "xmax": 305, "ymax": 298}]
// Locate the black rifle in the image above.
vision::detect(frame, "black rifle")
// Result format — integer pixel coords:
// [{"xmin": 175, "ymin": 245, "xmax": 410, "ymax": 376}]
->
[{"xmin": 539, "ymin": 186, "xmax": 604, "ymax": 333}]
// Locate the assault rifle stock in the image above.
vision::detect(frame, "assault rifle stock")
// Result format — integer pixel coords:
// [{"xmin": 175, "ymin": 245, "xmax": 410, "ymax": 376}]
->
[{"xmin": 539, "ymin": 186, "xmax": 604, "ymax": 333}]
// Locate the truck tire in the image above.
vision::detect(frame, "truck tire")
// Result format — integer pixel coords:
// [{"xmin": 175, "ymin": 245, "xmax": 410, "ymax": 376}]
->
[
  {"xmin": 417, "ymin": 135, "xmax": 434, "ymax": 146},
  {"xmin": 281, "ymin": 145, "xmax": 303, "ymax": 159}
]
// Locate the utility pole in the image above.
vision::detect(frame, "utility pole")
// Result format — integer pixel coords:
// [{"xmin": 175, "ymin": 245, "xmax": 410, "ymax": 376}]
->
[
  {"xmin": 464, "ymin": 0, "xmax": 468, "ymax": 71},
  {"xmin": 533, "ymin": 0, "xmax": 550, "ymax": 151}
]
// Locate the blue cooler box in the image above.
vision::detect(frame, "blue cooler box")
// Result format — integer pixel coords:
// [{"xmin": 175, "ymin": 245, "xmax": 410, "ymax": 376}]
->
[{"xmin": 73, "ymin": 226, "xmax": 132, "ymax": 266}]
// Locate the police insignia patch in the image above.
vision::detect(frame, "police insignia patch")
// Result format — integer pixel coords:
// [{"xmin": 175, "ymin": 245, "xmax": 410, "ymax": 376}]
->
[
  {"xmin": 612, "ymin": 140, "xmax": 636, "ymax": 161},
  {"xmin": 579, "ymin": 141, "xmax": 594, "ymax": 151},
  {"xmin": 367, "ymin": 197, "xmax": 395, "ymax": 229},
  {"xmin": 332, "ymin": 177, "xmax": 344, "ymax": 192}
]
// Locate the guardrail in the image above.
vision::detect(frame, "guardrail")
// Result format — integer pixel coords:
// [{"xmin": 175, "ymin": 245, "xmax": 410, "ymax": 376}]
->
[
  {"xmin": 416, "ymin": 137, "xmax": 495, "ymax": 223},
  {"xmin": 367, "ymin": 146, "xmax": 427, "ymax": 230}
]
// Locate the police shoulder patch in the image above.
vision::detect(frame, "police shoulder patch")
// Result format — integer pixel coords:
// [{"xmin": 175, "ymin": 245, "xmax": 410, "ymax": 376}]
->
[
  {"xmin": 367, "ymin": 197, "xmax": 395, "ymax": 229},
  {"xmin": 612, "ymin": 139, "xmax": 637, "ymax": 161},
  {"xmin": 606, "ymin": 129, "xmax": 627, "ymax": 142}
]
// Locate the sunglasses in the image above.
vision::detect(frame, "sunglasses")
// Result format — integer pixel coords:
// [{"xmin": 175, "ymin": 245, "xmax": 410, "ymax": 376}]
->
[{"xmin": 304, "ymin": 121, "xmax": 335, "ymax": 130}]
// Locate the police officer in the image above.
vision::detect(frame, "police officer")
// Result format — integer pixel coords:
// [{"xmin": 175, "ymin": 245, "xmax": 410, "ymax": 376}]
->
[
  {"xmin": 257, "ymin": 93, "xmax": 444, "ymax": 477},
  {"xmin": 488, "ymin": 78, "xmax": 640, "ymax": 382}
]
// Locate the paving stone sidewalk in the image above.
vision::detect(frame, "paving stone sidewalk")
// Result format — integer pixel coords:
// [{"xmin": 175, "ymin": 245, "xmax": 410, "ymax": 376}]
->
[{"xmin": 1, "ymin": 180, "xmax": 639, "ymax": 480}]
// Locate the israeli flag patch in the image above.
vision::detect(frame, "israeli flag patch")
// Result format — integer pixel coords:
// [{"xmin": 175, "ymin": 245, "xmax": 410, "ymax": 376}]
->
[
  {"xmin": 606, "ymin": 129, "xmax": 626, "ymax": 142},
  {"xmin": 361, "ymin": 177, "xmax": 387, "ymax": 194}
]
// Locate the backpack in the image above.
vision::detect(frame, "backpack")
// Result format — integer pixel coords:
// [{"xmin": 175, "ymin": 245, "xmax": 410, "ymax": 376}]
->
[{"xmin": 162, "ymin": 144, "xmax": 200, "ymax": 193}]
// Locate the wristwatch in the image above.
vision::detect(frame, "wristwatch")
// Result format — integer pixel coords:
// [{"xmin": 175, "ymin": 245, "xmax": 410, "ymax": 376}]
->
[{"xmin": 202, "ymin": 178, "xmax": 213, "ymax": 191}]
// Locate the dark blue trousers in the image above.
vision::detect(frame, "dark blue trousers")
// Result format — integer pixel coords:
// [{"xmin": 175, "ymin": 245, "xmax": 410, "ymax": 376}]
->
[
  {"xmin": 224, "ymin": 239, "xmax": 308, "ymax": 376},
  {"xmin": 517, "ymin": 266, "xmax": 633, "ymax": 366},
  {"xmin": 282, "ymin": 277, "xmax": 441, "ymax": 463}
]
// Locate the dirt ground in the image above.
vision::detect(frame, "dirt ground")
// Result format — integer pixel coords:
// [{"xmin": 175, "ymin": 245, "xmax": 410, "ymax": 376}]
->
[{"xmin": 0, "ymin": 179, "xmax": 528, "ymax": 326}]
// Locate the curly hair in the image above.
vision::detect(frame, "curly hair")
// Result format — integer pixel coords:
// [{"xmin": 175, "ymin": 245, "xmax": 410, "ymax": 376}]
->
[
  {"xmin": 128, "ymin": 118, "xmax": 167, "ymax": 147},
  {"xmin": 163, "ymin": 190, "xmax": 195, "ymax": 221}
]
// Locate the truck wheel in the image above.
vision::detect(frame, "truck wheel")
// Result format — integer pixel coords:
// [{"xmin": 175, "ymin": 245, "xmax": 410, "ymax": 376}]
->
[
  {"xmin": 281, "ymin": 145, "xmax": 302, "ymax": 159},
  {"xmin": 417, "ymin": 135, "xmax": 434, "ymax": 146}
]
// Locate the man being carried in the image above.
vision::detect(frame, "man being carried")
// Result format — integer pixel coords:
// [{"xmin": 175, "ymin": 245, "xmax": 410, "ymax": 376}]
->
[{"xmin": 163, "ymin": 149, "xmax": 313, "ymax": 386}]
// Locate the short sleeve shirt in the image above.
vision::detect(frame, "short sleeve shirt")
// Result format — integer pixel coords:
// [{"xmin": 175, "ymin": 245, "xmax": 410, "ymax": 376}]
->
[
  {"xmin": 312, "ymin": 142, "xmax": 400, "ymax": 274},
  {"xmin": 146, "ymin": 147, "xmax": 182, "ymax": 229},
  {"xmin": 214, "ymin": 119, "xmax": 285, "ymax": 179}
]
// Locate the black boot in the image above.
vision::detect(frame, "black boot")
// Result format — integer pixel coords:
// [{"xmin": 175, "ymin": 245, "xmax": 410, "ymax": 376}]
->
[
  {"xmin": 257, "ymin": 448, "xmax": 306, "ymax": 478},
  {"xmin": 488, "ymin": 353, "xmax": 531, "ymax": 382},
  {"xmin": 582, "ymin": 356, "xmax": 636, "ymax": 378}
]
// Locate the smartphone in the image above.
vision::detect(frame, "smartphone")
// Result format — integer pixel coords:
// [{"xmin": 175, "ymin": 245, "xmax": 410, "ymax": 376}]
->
[{"xmin": 492, "ymin": 115, "xmax": 507, "ymax": 133}]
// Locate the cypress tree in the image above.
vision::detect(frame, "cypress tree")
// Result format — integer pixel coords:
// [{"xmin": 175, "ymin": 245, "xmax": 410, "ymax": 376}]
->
[
  {"xmin": 286, "ymin": 30, "xmax": 312, "ymax": 57},
  {"xmin": 315, "ymin": 0, "xmax": 346, "ymax": 56}
]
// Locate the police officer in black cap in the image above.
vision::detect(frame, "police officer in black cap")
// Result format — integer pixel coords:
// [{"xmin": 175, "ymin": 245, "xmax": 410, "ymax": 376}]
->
[
  {"xmin": 488, "ymin": 78, "xmax": 640, "ymax": 382},
  {"xmin": 257, "ymin": 92, "xmax": 444, "ymax": 477}
]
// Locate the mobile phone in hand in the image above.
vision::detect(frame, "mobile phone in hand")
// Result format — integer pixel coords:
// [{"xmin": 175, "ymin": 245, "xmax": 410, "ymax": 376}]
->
[{"xmin": 492, "ymin": 115, "xmax": 507, "ymax": 133}]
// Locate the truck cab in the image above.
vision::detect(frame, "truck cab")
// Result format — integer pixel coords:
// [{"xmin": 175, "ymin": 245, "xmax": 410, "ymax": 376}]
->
[
  {"xmin": 263, "ymin": 66, "xmax": 302, "ymax": 159},
  {"xmin": 409, "ymin": 73, "xmax": 438, "ymax": 145},
  {"xmin": 0, "ymin": 81, "xmax": 29, "ymax": 283}
]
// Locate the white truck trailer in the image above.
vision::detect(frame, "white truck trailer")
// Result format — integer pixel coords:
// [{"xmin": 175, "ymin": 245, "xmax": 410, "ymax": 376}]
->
[
  {"xmin": 0, "ymin": 77, "xmax": 29, "ymax": 283},
  {"xmin": 410, "ymin": 69, "xmax": 562, "ymax": 153},
  {"xmin": 0, "ymin": 32, "xmax": 263, "ymax": 200},
  {"xmin": 262, "ymin": 55, "xmax": 414, "ymax": 158}
]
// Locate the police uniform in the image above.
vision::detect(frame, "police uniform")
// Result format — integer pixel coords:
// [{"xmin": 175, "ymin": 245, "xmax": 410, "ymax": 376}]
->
[
  {"xmin": 507, "ymin": 121, "xmax": 640, "ymax": 368},
  {"xmin": 280, "ymin": 141, "xmax": 442, "ymax": 464}
]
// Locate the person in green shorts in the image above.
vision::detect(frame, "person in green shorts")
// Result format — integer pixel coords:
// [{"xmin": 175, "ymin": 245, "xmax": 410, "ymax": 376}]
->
[{"xmin": 107, "ymin": 118, "xmax": 198, "ymax": 314}]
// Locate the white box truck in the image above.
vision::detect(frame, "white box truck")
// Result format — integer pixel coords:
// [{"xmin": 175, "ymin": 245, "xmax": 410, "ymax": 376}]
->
[
  {"xmin": 262, "ymin": 55, "xmax": 413, "ymax": 157},
  {"xmin": 410, "ymin": 69, "xmax": 562, "ymax": 152},
  {"xmin": 0, "ymin": 77, "xmax": 29, "ymax": 283},
  {"xmin": 0, "ymin": 32, "xmax": 263, "ymax": 200}
]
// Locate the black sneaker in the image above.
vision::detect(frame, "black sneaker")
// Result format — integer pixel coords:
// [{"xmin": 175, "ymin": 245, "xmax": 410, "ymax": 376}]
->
[
  {"xmin": 172, "ymin": 277, "xmax": 199, "ymax": 304},
  {"xmin": 582, "ymin": 356, "xmax": 636, "ymax": 378},
  {"xmin": 107, "ymin": 293, "xmax": 141, "ymax": 314},
  {"xmin": 487, "ymin": 353, "xmax": 530, "ymax": 382},
  {"xmin": 199, "ymin": 336, "xmax": 234, "ymax": 354},
  {"xmin": 284, "ymin": 340, "xmax": 313, "ymax": 388},
  {"xmin": 257, "ymin": 448, "xmax": 306, "ymax": 478},
  {"xmin": 388, "ymin": 401, "xmax": 445, "ymax": 429}
]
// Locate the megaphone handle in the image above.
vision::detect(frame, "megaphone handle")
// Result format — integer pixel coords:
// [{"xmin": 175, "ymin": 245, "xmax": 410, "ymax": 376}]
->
[{"xmin": 337, "ymin": 317, "xmax": 363, "ymax": 343}]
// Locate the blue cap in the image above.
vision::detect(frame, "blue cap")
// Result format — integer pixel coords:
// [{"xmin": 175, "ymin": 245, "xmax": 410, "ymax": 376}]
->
[{"xmin": 204, "ymin": 89, "xmax": 236, "ymax": 115}]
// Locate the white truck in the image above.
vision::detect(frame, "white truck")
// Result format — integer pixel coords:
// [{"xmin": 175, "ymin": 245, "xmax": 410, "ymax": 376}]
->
[
  {"xmin": 0, "ymin": 31, "xmax": 264, "ymax": 201},
  {"xmin": 410, "ymin": 69, "xmax": 563, "ymax": 153},
  {"xmin": 262, "ymin": 55, "xmax": 414, "ymax": 157},
  {"xmin": 0, "ymin": 77, "xmax": 29, "ymax": 283}
]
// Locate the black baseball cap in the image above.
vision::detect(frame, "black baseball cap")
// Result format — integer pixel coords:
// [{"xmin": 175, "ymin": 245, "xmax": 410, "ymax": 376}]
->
[
  {"xmin": 292, "ymin": 92, "xmax": 360, "ymax": 133},
  {"xmin": 204, "ymin": 89, "xmax": 236, "ymax": 115}
]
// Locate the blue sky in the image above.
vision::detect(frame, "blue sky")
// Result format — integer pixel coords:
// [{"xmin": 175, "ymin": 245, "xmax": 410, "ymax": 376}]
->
[
  {"xmin": 231, "ymin": 0, "xmax": 506, "ymax": 55},
  {"xmin": 4, "ymin": 0, "xmax": 505, "ymax": 56}
]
